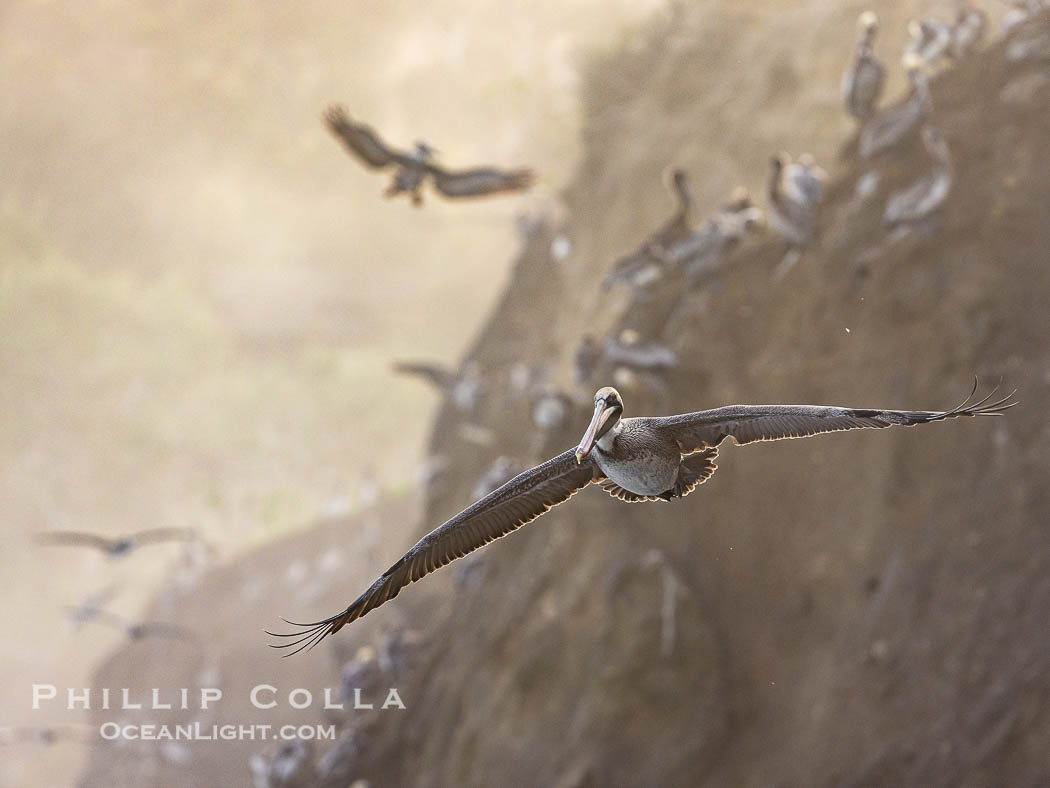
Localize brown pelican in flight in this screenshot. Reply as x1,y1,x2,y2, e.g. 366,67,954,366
884,124,953,227
602,169,695,290
842,12,886,121
36,527,197,558
270,381,1014,655
323,106,535,205
859,55,933,159
78,608,196,642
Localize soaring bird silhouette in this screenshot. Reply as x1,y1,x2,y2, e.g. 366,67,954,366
77,608,196,642
270,380,1014,656
36,527,197,558
323,106,534,205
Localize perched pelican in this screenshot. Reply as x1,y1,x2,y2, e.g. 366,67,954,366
602,169,695,290
36,527,197,558
323,106,534,206
603,333,679,372
860,55,933,158
905,19,953,66
665,188,764,279
392,360,484,415
1001,1,1046,33
884,124,953,226
767,152,825,249
950,4,987,58
270,381,1014,655
843,12,887,121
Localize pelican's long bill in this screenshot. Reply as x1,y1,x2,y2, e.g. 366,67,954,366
575,395,619,463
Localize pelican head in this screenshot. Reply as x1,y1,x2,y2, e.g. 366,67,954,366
575,387,624,463
859,11,879,32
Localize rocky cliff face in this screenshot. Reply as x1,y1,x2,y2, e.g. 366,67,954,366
84,11,1050,788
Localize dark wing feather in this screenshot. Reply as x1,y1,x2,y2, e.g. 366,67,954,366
323,105,411,169
269,449,601,655
645,380,1016,453
35,531,116,553
429,165,535,198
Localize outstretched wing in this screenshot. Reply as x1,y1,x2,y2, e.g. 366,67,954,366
429,165,535,198
323,105,411,169
35,531,116,553
644,380,1015,453
269,449,601,656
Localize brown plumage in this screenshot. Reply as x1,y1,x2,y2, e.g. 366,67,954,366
269,380,1014,655
323,105,534,205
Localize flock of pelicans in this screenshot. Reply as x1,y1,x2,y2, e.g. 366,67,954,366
12,2,1040,763
267,4,1032,657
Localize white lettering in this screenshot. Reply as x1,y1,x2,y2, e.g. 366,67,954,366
250,684,276,709
382,688,406,710
31,684,56,709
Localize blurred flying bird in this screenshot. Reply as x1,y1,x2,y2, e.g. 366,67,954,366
860,55,933,158
323,106,534,205
36,527,197,558
842,11,886,120
602,169,695,289
63,585,120,630
884,124,953,226
392,360,484,415
88,610,196,642
0,725,96,747
270,380,1014,655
